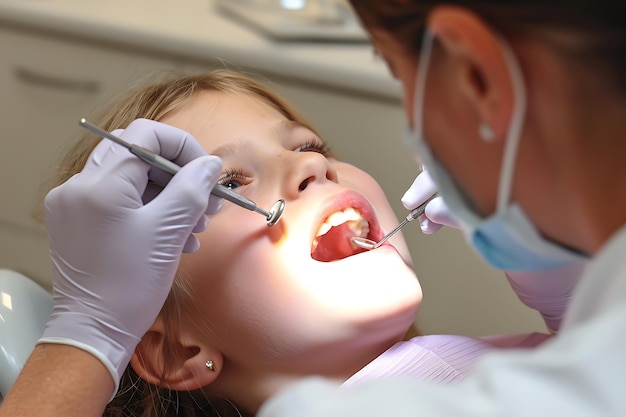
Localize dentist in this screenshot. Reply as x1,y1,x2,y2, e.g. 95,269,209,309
258,1,626,416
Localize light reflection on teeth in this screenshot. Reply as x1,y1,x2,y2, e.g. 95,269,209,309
315,207,370,238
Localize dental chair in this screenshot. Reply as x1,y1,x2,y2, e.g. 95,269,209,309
0,269,52,402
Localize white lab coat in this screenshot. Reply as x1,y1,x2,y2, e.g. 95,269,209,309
258,225,626,417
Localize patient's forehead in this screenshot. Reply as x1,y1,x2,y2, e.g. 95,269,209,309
161,90,290,150
166,89,282,120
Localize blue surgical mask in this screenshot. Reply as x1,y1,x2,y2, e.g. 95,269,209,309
405,30,588,271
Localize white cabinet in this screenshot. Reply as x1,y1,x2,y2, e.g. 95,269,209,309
0,26,178,288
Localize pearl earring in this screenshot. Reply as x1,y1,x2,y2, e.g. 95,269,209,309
205,360,216,371
479,122,495,142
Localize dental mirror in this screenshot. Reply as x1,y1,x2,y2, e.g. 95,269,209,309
351,193,438,250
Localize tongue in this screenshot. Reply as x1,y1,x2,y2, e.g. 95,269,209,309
311,223,366,262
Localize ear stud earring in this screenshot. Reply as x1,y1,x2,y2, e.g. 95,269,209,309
205,360,216,371
479,122,495,142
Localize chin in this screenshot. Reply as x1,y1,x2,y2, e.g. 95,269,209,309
302,245,422,327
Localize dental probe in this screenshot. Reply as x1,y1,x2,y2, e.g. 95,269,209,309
79,118,285,227
351,192,439,250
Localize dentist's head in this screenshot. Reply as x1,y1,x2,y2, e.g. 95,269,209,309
348,1,626,262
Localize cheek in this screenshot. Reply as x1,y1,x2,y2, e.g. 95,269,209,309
389,57,418,126
426,62,464,140
401,72,418,127
178,212,261,318
178,212,305,359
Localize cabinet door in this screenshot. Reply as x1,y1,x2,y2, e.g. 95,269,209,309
0,26,177,287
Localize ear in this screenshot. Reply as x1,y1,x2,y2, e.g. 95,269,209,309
427,6,516,139
130,316,224,391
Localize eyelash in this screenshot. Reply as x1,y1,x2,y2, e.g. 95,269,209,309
296,139,332,157
217,138,332,189
218,168,249,188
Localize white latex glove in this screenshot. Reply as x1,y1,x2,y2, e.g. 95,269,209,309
400,169,586,333
401,169,459,234
38,119,223,392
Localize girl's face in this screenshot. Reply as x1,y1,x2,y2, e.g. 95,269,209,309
159,90,421,392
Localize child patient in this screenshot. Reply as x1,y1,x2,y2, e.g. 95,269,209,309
50,69,539,417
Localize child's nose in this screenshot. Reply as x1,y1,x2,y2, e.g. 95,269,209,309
282,152,338,200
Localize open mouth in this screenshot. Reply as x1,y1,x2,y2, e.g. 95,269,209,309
311,206,377,262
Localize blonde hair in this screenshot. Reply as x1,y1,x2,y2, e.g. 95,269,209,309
48,69,314,417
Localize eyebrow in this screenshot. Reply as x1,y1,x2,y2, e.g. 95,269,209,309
276,120,305,139
209,120,307,158
210,140,247,159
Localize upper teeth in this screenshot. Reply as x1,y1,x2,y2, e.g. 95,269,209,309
316,207,370,238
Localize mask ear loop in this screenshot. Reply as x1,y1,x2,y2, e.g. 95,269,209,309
495,37,527,213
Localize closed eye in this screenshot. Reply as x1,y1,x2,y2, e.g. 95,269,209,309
295,139,332,157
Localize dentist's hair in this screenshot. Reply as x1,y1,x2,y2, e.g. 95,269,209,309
48,69,314,417
348,1,626,92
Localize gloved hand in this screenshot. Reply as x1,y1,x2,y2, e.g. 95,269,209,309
38,118,223,392
400,169,586,333
401,169,459,234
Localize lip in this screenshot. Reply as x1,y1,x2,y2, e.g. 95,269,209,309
310,190,384,247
